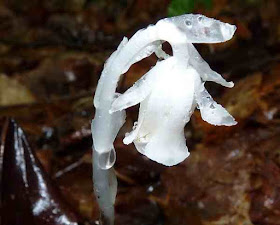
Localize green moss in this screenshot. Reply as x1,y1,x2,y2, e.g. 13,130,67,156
168,0,212,17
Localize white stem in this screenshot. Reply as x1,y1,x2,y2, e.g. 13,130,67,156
92,20,189,225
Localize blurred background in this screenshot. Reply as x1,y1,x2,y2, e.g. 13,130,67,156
1,0,280,224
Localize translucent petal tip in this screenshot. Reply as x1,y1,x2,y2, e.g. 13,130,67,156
227,81,234,88
221,116,237,126
221,24,237,41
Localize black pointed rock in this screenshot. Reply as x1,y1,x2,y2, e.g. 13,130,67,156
0,119,84,225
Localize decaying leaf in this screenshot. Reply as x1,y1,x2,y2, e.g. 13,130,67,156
0,74,35,106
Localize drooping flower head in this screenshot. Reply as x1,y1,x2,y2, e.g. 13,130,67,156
108,15,237,166
111,51,236,166
91,14,237,225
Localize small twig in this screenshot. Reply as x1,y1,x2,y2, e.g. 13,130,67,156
115,170,136,185
53,157,84,179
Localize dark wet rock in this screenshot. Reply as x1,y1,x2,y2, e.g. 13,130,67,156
0,119,84,225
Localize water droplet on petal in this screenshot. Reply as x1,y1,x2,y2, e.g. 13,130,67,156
198,16,203,22
98,148,116,170
185,20,192,28
132,122,138,130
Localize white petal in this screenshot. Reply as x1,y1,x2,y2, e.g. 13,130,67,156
127,61,196,166
137,121,190,166
195,83,237,126
110,70,154,113
123,98,148,145
188,44,233,88
110,59,174,113
164,14,236,43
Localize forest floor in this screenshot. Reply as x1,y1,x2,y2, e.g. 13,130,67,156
1,0,280,224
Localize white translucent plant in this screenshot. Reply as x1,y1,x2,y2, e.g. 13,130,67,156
91,14,237,225
110,58,236,166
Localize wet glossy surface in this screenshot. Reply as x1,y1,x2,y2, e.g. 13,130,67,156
0,119,84,225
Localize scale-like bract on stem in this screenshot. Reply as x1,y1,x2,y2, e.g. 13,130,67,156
92,14,237,224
